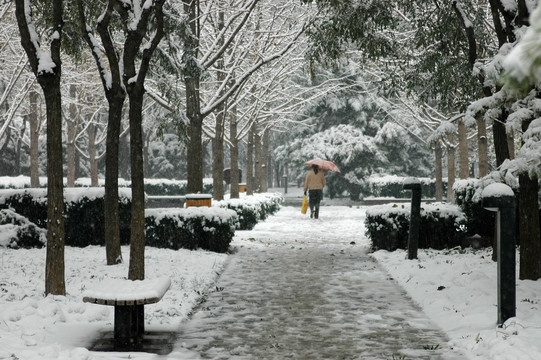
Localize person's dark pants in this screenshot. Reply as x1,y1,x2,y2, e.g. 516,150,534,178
308,189,323,219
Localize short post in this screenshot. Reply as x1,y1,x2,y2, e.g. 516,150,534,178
283,175,288,194
403,178,421,260
482,183,516,326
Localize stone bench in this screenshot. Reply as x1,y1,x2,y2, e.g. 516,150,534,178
83,277,171,350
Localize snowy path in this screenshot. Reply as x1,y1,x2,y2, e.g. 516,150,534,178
170,206,464,359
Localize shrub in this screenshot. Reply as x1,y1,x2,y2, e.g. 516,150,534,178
214,192,283,230
145,207,238,252
0,209,46,249
366,174,448,199
0,189,48,228
365,202,467,251
64,188,132,247
453,179,496,239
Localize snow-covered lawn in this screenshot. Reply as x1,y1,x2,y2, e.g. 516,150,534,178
0,204,540,359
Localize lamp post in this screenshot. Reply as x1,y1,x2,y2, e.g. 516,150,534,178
403,178,421,260
482,183,516,326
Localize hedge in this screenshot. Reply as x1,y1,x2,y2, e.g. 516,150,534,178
146,207,238,253
366,174,448,199
365,202,467,251
0,176,213,196
0,209,46,249
214,193,283,230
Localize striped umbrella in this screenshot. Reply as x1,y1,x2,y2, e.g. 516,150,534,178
304,158,341,173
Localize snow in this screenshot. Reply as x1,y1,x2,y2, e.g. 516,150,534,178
482,183,515,198
83,277,171,303
0,201,540,359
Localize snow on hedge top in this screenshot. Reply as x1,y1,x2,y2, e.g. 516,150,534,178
366,202,465,223
0,187,132,205
146,207,238,224
83,277,171,303
368,174,441,185
481,183,515,198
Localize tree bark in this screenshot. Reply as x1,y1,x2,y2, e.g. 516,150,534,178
254,125,262,193
261,128,269,192
229,105,240,199
15,0,65,295
435,145,443,202
246,123,254,195
507,131,515,159
67,84,77,187
29,90,40,188
458,119,469,179
104,99,124,265
477,117,488,178
128,95,145,281
87,121,99,187
493,109,510,167
446,141,456,204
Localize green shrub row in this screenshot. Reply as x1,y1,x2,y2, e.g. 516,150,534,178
145,208,238,253
366,175,448,199
0,188,132,247
214,193,283,230
365,203,467,251
0,176,214,196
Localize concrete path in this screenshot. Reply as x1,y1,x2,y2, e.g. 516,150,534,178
170,206,464,359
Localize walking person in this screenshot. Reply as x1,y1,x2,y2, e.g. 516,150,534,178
304,164,326,219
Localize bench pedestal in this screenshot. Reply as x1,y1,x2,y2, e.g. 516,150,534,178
115,304,145,349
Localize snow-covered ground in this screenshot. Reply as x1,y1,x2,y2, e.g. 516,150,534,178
0,196,540,359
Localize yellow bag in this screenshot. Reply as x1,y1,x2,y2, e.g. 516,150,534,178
301,195,308,214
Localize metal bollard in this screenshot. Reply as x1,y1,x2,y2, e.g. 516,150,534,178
283,175,288,194
403,178,421,260
482,183,516,326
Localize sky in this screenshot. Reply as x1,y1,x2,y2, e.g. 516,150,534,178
0,188,540,359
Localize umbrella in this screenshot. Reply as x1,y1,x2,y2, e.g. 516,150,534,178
305,158,340,173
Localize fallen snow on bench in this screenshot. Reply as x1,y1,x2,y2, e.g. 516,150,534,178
83,277,171,304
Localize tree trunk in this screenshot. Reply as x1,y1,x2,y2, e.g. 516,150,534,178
67,84,77,187
15,117,26,175
104,98,124,265
493,108,510,167
435,146,443,202
87,121,99,186
246,123,254,195
29,90,40,187
261,129,269,192
43,85,65,296
477,117,488,178
229,106,240,199
519,172,541,280
254,125,262,193
184,0,204,194
458,119,469,179
212,106,225,200
212,9,226,201
128,95,145,281
446,141,456,204
15,0,65,295
507,131,515,159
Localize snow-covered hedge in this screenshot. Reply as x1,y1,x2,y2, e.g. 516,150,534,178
145,208,238,253
365,203,467,251
366,174,447,199
0,188,133,247
214,192,283,230
453,179,496,239
0,176,214,196
0,209,46,249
